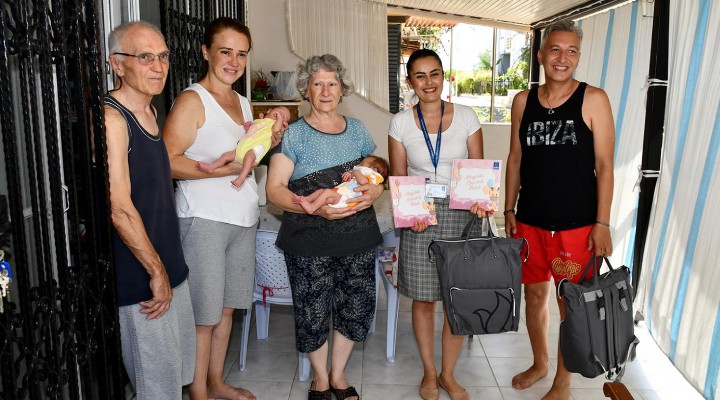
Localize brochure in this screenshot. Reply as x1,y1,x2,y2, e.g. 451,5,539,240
389,176,438,228
449,159,502,211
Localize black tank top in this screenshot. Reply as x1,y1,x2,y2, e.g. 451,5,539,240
105,95,188,306
516,82,597,231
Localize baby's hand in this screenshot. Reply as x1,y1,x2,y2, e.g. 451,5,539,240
243,121,253,132
264,108,284,122
341,171,352,182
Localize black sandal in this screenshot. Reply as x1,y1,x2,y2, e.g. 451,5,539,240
330,385,360,400
308,388,332,400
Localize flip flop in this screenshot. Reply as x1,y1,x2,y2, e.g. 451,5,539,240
307,388,332,400
330,385,360,400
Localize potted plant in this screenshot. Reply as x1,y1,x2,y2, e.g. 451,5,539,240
252,70,270,100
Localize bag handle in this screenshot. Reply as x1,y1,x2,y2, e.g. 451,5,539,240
460,215,496,239
577,256,617,286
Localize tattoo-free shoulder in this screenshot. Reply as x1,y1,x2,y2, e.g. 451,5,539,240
103,105,128,135
511,88,530,111
166,88,205,129
583,85,611,107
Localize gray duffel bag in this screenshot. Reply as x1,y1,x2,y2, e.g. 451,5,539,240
558,257,640,380
428,216,527,335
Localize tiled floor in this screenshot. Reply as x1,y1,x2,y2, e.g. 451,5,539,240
200,289,705,400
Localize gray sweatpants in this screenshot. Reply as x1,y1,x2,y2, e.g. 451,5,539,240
119,280,195,400
178,217,256,325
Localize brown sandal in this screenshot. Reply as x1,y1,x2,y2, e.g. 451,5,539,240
330,385,360,400
308,388,332,400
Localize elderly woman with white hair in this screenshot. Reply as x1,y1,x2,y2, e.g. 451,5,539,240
266,54,384,400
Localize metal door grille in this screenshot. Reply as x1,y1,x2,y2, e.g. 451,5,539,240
0,0,123,398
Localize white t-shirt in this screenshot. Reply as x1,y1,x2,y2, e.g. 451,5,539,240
174,83,260,227
388,104,482,182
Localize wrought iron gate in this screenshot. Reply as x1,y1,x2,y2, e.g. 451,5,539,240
0,1,246,399
0,0,245,400
0,0,124,399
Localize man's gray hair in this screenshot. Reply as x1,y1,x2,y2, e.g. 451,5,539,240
540,19,583,50
108,21,164,55
296,54,354,100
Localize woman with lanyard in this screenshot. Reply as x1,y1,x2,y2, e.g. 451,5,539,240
388,49,484,400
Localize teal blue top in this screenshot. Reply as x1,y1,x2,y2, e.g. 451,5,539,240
281,117,376,181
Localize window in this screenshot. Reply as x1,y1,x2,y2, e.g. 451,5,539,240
394,19,530,124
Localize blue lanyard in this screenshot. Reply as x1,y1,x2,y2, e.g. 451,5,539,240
417,101,444,180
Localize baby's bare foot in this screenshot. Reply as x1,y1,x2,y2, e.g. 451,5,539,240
196,161,215,174
294,196,315,214
231,175,247,187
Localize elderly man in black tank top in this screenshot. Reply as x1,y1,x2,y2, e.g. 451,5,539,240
504,20,616,400
104,21,195,400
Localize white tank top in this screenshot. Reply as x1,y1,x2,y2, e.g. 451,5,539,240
174,83,260,227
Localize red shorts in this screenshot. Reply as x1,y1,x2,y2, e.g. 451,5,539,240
514,221,594,285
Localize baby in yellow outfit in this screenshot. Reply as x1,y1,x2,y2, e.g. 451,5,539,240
292,155,389,214
196,107,291,187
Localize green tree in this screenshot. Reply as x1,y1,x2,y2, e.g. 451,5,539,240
517,33,531,80
476,49,497,71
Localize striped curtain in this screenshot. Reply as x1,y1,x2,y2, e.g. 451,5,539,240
286,0,389,110
553,1,654,277
634,0,720,398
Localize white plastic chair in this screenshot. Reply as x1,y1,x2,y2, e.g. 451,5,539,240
238,230,311,381
375,229,401,362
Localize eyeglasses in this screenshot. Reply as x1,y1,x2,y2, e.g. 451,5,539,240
113,51,171,65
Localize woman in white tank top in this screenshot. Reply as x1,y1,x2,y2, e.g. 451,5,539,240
163,18,288,400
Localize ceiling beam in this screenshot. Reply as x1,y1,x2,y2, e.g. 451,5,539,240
531,0,634,28
386,4,531,32
387,15,409,24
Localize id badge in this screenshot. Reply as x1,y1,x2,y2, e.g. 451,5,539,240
425,181,447,198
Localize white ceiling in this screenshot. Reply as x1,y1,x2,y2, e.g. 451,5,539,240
382,0,599,28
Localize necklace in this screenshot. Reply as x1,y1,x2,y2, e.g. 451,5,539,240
544,91,558,115
546,97,556,115
544,86,575,115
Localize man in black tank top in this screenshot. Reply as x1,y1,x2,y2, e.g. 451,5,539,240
104,22,195,400
503,20,616,400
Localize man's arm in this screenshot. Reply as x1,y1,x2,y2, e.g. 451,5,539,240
584,86,615,256
105,106,172,319
504,90,528,237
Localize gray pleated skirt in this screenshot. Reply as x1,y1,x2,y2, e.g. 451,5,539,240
397,197,478,301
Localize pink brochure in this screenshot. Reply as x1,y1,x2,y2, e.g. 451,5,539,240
449,159,502,211
389,176,438,228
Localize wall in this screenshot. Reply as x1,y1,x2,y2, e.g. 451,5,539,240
482,123,511,228
247,0,392,158
247,0,513,201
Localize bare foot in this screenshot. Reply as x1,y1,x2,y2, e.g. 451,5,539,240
207,383,256,400
512,363,548,389
291,195,315,214
540,383,571,400
231,175,247,188
329,374,359,400
420,372,438,391
311,376,330,392
196,161,215,174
